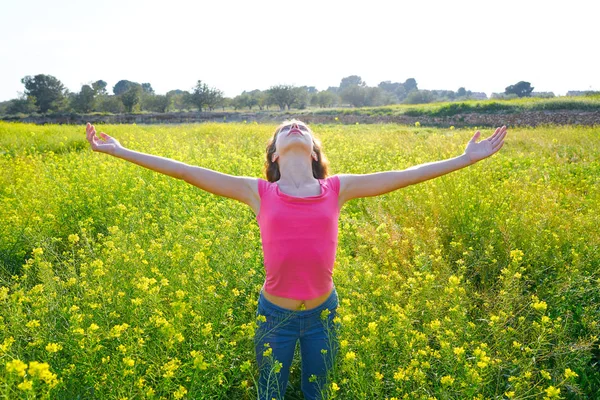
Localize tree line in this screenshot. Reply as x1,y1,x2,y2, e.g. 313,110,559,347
1,74,544,116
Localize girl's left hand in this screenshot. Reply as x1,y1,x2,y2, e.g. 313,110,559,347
464,125,508,164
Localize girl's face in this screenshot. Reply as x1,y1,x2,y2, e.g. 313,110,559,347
273,121,314,159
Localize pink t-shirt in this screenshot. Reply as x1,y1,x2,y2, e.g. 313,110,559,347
256,175,341,300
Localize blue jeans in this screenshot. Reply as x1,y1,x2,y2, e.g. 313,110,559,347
254,287,340,400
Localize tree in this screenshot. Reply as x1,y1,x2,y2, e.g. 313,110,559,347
405,90,435,104
249,90,268,110
457,87,467,97
315,91,338,108
6,95,37,115
293,87,310,109
267,85,299,110
403,78,418,93
505,81,534,97
113,80,140,95
365,86,385,107
166,90,188,111
189,80,222,112
141,83,154,94
73,84,96,113
206,87,224,111
340,85,367,107
378,81,407,102
142,94,171,112
121,86,142,112
21,74,66,113
95,95,125,113
340,75,365,90
92,80,108,95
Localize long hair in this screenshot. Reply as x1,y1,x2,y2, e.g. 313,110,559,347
263,119,330,182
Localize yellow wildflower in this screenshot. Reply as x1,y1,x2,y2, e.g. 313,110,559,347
440,375,454,386
6,359,28,377
564,368,578,379
45,342,63,353
18,380,33,391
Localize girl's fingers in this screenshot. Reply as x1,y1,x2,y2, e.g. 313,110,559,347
490,126,502,141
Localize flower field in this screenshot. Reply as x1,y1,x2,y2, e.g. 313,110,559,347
0,121,599,399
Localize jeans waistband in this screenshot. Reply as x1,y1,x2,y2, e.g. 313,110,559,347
258,286,338,318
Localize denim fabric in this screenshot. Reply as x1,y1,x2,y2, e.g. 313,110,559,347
254,287,340,400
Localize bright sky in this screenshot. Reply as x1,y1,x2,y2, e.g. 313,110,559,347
1,0,599,102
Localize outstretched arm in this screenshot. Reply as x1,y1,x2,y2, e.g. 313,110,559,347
338,126,508,202
85,122,257,206
86,122,186,179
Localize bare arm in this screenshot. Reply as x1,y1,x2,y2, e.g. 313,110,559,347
339,154,472,201
86,123,258,208
112,147,186,179
339,126,508,203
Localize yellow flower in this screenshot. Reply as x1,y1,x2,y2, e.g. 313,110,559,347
123,357,135,367
541,370,551,380
368,322,378,333
440,375,454,386
68,234,80,244
564,368,578,379
505,391,515,398
18,379,33,391
45,342,63,353
415,121,421,127
173,385,188,399
532,301,548,312
453,347,465,357
344,351,356,361
27,361,58,386
544,386,560,398
6,359,28,377
331,382,339,391
26,320,41,329
375,371,383,380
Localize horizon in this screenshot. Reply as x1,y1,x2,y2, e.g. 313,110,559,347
1,0,599,102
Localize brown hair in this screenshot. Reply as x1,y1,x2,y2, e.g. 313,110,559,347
263,119,330,182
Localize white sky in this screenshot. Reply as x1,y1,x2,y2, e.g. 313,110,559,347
1,0,599,102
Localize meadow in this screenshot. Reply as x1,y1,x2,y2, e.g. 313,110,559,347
0,121,599,399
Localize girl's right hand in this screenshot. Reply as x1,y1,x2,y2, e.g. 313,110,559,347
86,122,124,155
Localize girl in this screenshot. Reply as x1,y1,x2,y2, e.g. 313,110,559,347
85,120,507,399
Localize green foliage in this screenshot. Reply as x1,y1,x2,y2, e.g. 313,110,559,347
141,94,172,113
266,85,299,111
72,85,96,113
95,94,125,114
92,80,108,95
121,86,142,112
404,90,435,105
141,83,154,94
339,75,365,90
5,96,38,115
189,80,223,112
505,81,534,97
113,80,141,96
21,74,67,113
